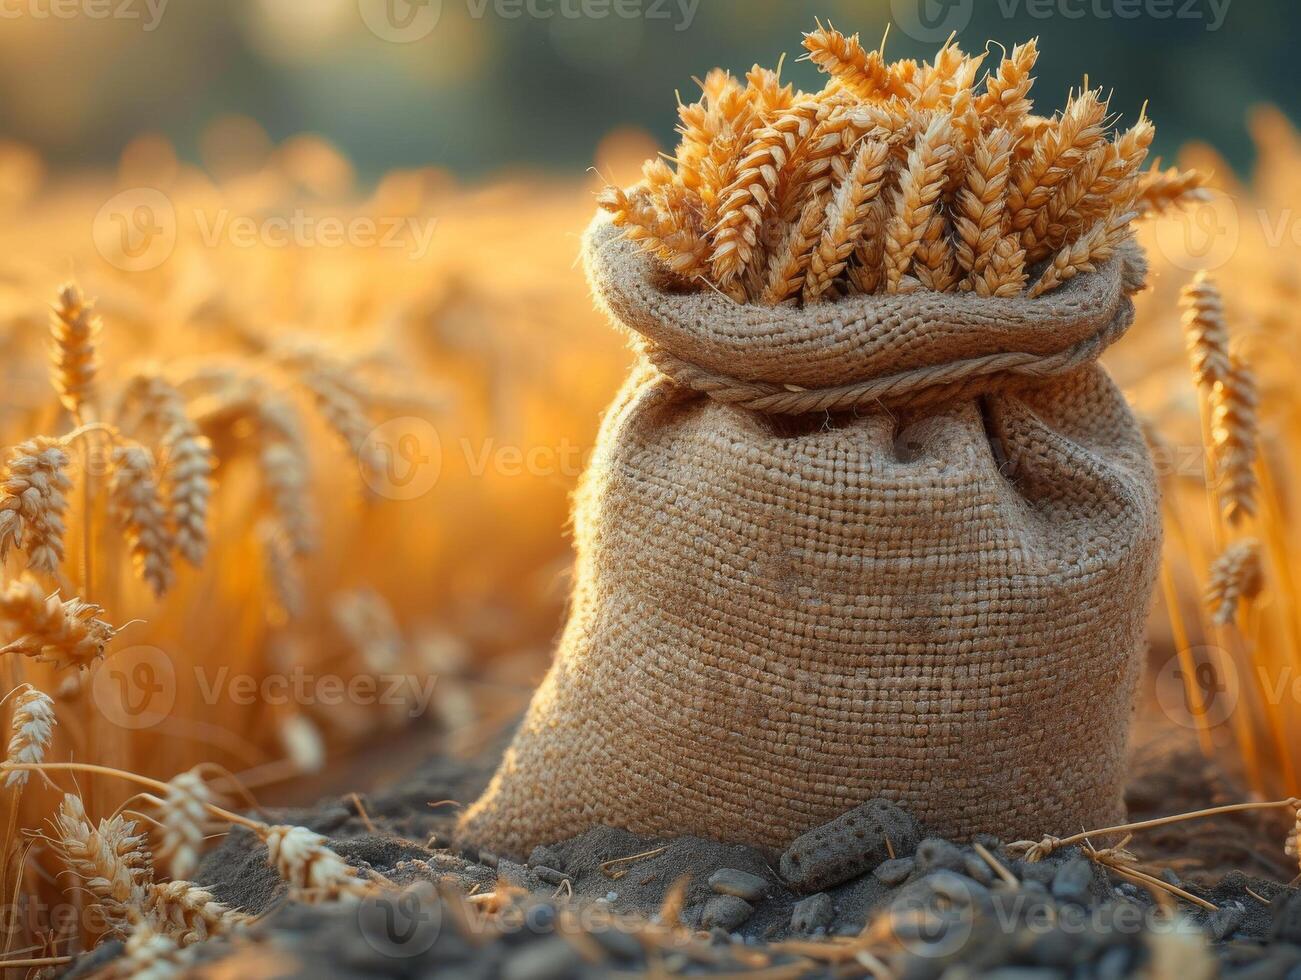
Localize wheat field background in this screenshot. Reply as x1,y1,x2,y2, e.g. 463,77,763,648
0,2,1298,968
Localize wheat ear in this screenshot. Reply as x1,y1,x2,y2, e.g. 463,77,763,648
801,25,893,99
261,825,369,902
4,685,55,788
50,283,100,420
0,577,119,669
759,193,830,305
1205,539,1264,627
0,436,72,575
1180,272,1231,391
1210,352,1259,526
1007,90,1107,233
110,444,175,598
1137,165,1212,216
803,140,891,302
598,185,710,282
884,112,954,293
144,879,248,946
912,208,960,293
976,39,1039,132
1026,207,1133,298
156,770,210,880
53,794,152,937
955,128,1014,284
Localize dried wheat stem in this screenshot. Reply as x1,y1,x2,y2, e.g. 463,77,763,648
598,185,710,282
144,879,248,946
4,686,55,789
49,283,100,421
1205,539,1264,627
912,208,959,293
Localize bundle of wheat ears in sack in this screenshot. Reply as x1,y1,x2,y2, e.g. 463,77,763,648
459,27,1210,857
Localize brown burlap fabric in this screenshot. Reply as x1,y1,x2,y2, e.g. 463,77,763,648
459,214,1162,858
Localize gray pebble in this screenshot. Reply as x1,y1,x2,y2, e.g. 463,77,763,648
791,893,834,934
962,853,994,887
874,857,916,887
590,928,642,962
528,846,564,872
915,838,966,873
1050,858,1093,905
533,866,569,887
496,859,533,890
1160,867,1183,887
700,894,753,932
501,937,583,980
708,868,770,902
1207,905,1245,942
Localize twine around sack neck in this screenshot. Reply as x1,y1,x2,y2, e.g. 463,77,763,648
637,305,1133,414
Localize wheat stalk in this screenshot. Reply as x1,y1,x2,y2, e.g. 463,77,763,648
1205,538,1264,627
0,436,72,575
110,444,175,598
4,685,55,788
912,207,960,293
122,375,214,567
49,284,100,421
0,577,120,669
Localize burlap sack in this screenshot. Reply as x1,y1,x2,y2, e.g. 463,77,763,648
458,213,1161,858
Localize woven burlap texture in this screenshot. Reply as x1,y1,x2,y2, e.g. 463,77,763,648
459,214,1162,858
